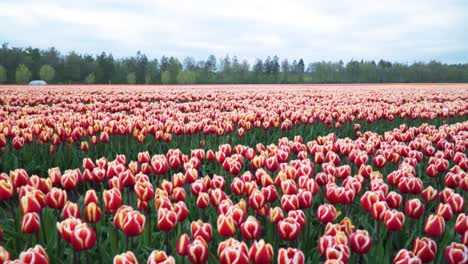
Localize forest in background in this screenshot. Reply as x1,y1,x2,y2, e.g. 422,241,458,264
1,43,467,84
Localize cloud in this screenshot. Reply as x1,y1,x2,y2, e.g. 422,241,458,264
0,0,467,63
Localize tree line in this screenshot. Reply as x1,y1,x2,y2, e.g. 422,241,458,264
1,43,467,84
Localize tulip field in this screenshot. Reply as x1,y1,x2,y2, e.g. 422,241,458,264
0,83,468,264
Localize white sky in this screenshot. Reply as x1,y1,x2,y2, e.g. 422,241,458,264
1,0,467,63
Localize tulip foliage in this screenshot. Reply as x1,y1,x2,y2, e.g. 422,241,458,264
0,84,467,263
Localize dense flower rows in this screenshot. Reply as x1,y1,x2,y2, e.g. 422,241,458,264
0,84,467,263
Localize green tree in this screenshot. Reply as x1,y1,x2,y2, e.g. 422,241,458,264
177,71,196,84
15,64,32,84
84,73,95,84
0,65,6,83
39,64,55,82
161,70,171,84
126,72,136,84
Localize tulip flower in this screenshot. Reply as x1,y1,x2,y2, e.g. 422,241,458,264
350,230,372,254
393,249,422,264
217,238,249,264
84,202,102,224
147,250,176,264
424,214,445,238
113,251,138,264
18,245,49,264
157,208,177,232
0,179,14,201
191,220,213,243
404,199,425,219
384,209,405,231
121,210,146,237
240,216,262,240
444,243,467,264
176,233,191,256
188,237,209,264
0,246,11,263
317,204,337,224
249,239,274,264
71,223,96,251
103,188,123,214
412,237,437,263
217,214,236,237
277,217,301,241
21,212,41,234
277,248,304,264
62,201,81,219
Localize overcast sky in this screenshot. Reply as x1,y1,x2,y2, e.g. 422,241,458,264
1,0,467,63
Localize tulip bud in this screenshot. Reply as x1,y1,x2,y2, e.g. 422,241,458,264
62,201,81,219
84,189,99,205
444,243,467,264
317,204,337,224
277,217,301,241
121,210,146,237
45,187,67,209
455,214,468,235
424,214,445,238
103,188,123,214
18,245,49,264
404,198,425,219
21,212,41,234
412,237,437,263
217,214,236,237
217,238,249,264
277,248,304,264
393,249,422,264
191,220,213,243
384,209,405,231
113,251,138,264
0,246,11,263
0,179,14,201
349,230,372,254
158,208,177,232
176,233,191,256
188,237,209,264
84,202,102,224
447,193,465,214
147,250,176,264
71,223,96,251
240,216,261,240
249,239,274,264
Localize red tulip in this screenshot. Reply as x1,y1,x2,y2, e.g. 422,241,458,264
405,198,425,219
421,186,438,202
113,251,138,264
360,191,379,212
84,202,102,223
20,193,43,214
188,237,209,264
384,209,405,231
240,216,261,240
249,239,274,264
372,201,389,221
191,220,213,243
350,230,372,254
134,181,154,202
57,217,82,243
386,191,402,209
436,203,453,221
217,214,236,237
455,214,468,235
277,248,304,264
103,188,123,214
147,250,176,264
269,206,284,224
121,210,146,237
176,233,191,256
444,243,467,264
71,223,96,251
217,238,249,264
84,189,99,205
0,246,11,263
447,193,465,214
281,194,299,212
249,190,265,210
277,217,301,241
326,243,350,263
62,201,81,219
21,212,41,234
18,245,49,264
412,237,437,263
317,204,337,224
174,201,189,222
424,214,445,238
158,208,177,232
0,178,14,201
393,249,422,264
